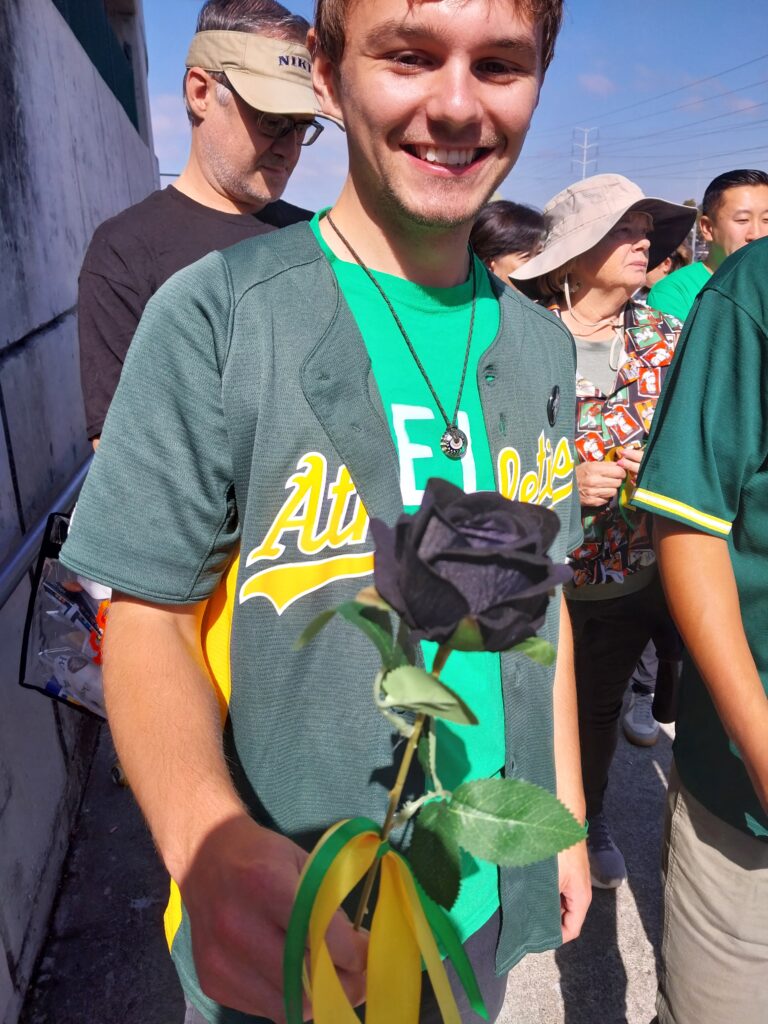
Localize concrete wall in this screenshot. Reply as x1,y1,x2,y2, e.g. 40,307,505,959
0,1,157,1021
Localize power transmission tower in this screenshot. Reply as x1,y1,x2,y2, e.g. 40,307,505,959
572,127,599,180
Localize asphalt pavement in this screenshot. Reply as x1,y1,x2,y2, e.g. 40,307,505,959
20,709,672,1024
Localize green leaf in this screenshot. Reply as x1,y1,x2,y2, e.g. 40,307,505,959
380,665,478,725
445,616,484,652
407,802,461,910
417,730,433,781
295,601,408,670
444,778,586,867
511,637,556,667
294,608,337,650
337,602,396,665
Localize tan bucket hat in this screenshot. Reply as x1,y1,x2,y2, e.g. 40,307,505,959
185,31,344,128
511,173,696,280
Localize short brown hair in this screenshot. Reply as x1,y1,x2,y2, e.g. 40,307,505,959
314,0,563,72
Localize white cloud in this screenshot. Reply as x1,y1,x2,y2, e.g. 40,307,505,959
578,73,617,97
725,95,762,115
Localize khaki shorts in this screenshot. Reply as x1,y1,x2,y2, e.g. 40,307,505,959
657,766,768,1024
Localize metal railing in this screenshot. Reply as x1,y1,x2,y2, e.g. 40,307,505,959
0,458,92,611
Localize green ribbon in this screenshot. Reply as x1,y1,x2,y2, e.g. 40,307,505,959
282,815,487,1023
405,866,488,1020
284,817,380,1024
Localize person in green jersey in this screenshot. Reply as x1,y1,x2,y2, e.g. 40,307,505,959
635,236,768,1024
647,168,768,322
60,1,591,1022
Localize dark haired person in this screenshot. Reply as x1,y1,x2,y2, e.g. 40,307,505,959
635,236,768,1024
470,200,545,282
648,168,768,321
78,0,332,445
61,1,590,1022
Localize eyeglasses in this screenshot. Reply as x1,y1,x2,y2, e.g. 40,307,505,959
207,73,325,146
252,110,324,147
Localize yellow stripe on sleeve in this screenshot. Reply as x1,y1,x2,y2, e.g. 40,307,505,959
633,488,732,536
165,554,241,951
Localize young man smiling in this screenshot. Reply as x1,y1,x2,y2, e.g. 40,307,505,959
647,168,768,322
61,1,589,1021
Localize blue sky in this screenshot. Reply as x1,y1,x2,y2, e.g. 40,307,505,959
144,0,768,212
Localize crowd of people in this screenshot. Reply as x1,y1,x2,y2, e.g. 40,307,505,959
59,0,768,1022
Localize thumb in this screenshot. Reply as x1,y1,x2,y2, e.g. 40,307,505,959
325,908,369,974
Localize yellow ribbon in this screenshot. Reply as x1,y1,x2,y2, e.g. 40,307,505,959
291,821,465,1024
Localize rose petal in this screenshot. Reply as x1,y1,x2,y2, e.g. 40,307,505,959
417,511,468,560
398,544,471,638
370,517,409,616
443,496,561,553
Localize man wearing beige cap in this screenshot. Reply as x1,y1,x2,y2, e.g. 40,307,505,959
78,0,337,444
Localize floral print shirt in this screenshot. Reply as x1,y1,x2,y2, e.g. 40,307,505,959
550,300,683,588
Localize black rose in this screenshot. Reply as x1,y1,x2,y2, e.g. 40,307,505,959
370,478,572,653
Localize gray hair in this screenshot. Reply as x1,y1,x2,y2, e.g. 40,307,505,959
196,0,309,38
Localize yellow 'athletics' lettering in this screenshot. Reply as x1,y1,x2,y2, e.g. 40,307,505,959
497,433,574,508
245,452,369,567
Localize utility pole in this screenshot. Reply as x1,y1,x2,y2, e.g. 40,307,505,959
572,127,599,180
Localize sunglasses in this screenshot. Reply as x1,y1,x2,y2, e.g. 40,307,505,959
212,74,324,147
252,110,324,147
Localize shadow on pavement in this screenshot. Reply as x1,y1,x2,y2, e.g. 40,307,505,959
554,726,673,1024
20,727,185,1024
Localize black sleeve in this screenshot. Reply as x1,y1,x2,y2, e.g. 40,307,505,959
77,230,149,439
258,199,314,227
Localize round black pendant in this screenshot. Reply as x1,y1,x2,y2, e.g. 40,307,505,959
440,427,468,460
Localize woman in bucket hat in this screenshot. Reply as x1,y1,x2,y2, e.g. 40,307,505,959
512,174,695,889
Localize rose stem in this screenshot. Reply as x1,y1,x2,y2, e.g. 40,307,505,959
353,644,452,930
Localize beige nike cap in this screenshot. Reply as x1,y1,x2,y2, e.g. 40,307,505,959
185,31,344,128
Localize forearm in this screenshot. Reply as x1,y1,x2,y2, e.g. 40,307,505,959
553,594,586,823
103,595,246,879
103,596,366,1015
654,520,768,810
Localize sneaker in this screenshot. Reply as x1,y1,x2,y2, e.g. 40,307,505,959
587,812,627,889
622,690,660,747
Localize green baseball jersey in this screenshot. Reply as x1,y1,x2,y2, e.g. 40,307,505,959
61,223,582,1022
647,261,711,323
311,212,503,941
635,236,768,839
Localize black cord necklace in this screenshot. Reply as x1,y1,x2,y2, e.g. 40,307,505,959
325,211,476,461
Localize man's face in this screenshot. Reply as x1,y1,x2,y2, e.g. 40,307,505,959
197,77,304,208
321,0,543,229
700,185,768,261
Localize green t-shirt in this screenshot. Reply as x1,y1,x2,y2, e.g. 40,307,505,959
647,260,712,322
311,213,503,939
635,237,768,839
